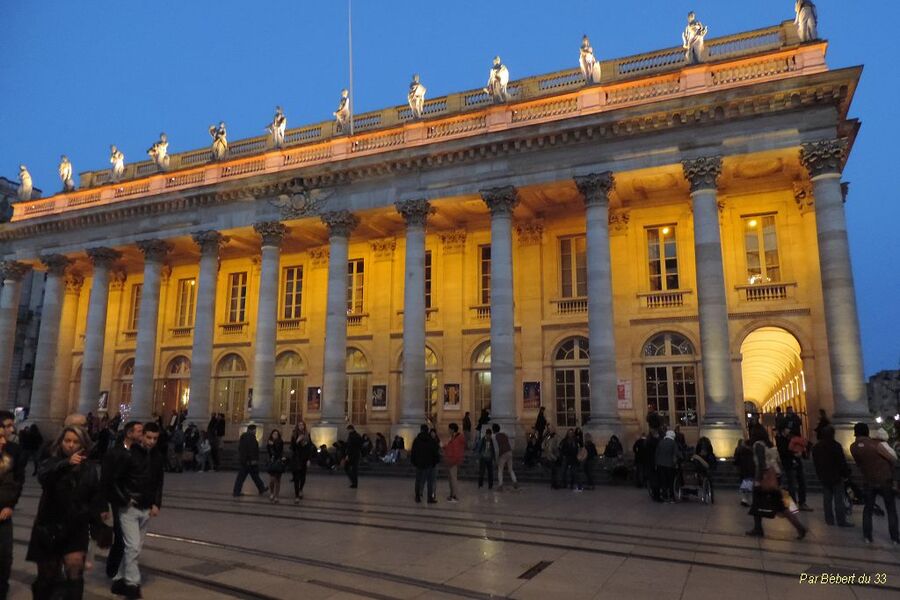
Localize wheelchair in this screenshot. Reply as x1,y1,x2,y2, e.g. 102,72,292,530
673,454,714,504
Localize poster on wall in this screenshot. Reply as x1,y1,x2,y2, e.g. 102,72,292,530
523,381,541,410
371,385,387,410
97,391,109,413
617,379,633,410
443,384,461,410
307,387,321,412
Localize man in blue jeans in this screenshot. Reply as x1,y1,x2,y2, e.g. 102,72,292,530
849,422,899,545
812,426,853,527
233,424,268,497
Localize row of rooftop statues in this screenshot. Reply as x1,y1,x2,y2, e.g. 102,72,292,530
15,3,819,200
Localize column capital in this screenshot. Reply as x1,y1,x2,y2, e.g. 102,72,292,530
609,209,631,235
574,172,615,206
109,269,127,291
86,247,122,269
394,199,434,227
681,156,723,193
516,221,544,245
0,261,30,282
40,254,72,276
321,210,359,238
308,246,330,268
800,138,848,179
191,230,229,254
136,239,172,263
253,221,288,247
64,272,85,294
480,186,519,216
370,238,397,261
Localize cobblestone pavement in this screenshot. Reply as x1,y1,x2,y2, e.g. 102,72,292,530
7,470,900,599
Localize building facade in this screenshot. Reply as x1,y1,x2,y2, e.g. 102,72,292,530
0,20,870,453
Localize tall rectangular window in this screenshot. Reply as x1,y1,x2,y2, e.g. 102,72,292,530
559,236,587,298
175,278,196,328
744,215,780,284
346,259,364,314
479,245,491,305
226,272,248,323
282,266,303,320
647,226,679,291
128,284,142,330
424,251,432,309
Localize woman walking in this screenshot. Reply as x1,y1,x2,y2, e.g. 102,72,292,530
266,430,286,503
289,424,315,503
27,427,106,600
746,437,807,539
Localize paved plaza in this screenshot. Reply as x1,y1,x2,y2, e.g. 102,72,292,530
7,471,900,599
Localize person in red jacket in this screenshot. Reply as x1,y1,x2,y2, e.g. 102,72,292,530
443,423,466,503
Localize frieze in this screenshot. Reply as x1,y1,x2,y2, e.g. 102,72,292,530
800,138,848,178
0,261,30,282
608,210,631,234
682,156,723,193
792,180,815,213
574,172,615,206
308,246,330,267
481,186,519,216
370,238,397,261
516,221,544,245
440,230,467,254
253,221,288,247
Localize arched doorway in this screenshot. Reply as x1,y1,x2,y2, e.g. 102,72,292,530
275,351,305,425
740,326,806,435
114,358,135,418
642,332,699,429
346,348,369,426
553,336,590,427
471,342,491,417
155,356,191,421
397,347,440,424
213,353,248,427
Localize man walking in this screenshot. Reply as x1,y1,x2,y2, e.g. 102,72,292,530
812,426,852,527
345,425,362,488
411,425,440,503
492,424,518,491
443,423,465,502
232,424,267,497
850,423,899,544
104,421,143,579
110,422,164,599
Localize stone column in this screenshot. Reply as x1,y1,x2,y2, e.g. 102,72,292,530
130,240,171,422
682,157,741,452
51,272,84,420
29,255,72,423
78,248,121,414
319,211,359,434
395,200,433,433
252,222,287,429
189,231,226,426
0,261,30,410
575,173,621,435
481,187,519,429
800,139,869,425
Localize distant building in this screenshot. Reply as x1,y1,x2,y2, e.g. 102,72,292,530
868,370,900,418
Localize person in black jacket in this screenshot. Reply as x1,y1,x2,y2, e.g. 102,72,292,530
109,422,164,598
27,426,106,600
289,424,316,503
0,413,25,600
344,425,362,488
102,421,143,581
411,425,440,503
232,424,267,497
812,425,852,527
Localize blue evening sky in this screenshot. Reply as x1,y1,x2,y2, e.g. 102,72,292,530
0,1,897,376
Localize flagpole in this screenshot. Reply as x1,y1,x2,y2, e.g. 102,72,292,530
348,0,354,136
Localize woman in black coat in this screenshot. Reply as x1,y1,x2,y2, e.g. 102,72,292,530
27,426,106,600
266,430,286,503
289,425,316,503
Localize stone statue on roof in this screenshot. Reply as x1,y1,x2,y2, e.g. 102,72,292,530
147,133,170,171
58,155,75,192
407,74,427,119
109,145,125,183
485,56,510,103
209,122,228,160
267,106,287,149
334,89,350,133
682,11,709,65
16,165,32,202
579,35,602,84
794,1,818,42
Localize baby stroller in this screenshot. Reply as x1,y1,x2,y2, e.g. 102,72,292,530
673,454,714,504
844,478,885,517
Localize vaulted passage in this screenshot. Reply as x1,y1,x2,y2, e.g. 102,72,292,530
740,326,805,427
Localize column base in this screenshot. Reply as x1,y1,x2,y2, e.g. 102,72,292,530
310,423,340,449
699,418,744,459
391,423,424,453
829,414,874,451
583,416,635,454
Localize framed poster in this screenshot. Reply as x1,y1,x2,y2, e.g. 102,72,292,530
523,381,541,410
97,391,109,413
307,386,321,412
371,385,387,410
617,379,633,410
443,384,461,410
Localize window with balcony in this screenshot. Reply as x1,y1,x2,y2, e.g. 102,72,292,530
346,259,364,314
226,272,248,323
744,215,780,284
479,245,491,305
282,266,303,320
175,278,196,328
559,236,587,298
647,226,679,291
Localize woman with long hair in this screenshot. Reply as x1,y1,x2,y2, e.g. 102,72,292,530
266,429,286,503
289,423,315,503
27,426,106,600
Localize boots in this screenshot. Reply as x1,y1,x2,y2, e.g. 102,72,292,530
30,578,57,600
61,578,84,600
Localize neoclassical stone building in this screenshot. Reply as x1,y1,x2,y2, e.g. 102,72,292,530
0,20,869,452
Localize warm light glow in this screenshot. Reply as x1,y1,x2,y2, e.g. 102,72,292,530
875,416,883,424
661,227,670,235
894,414,900,421
748,219,758,228
747,412,752,419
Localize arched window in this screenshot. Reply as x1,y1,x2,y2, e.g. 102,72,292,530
115,358,135,417
155,356,191,419
642,332,697,427
214,353,248,424
275,351,305,425
471,342,491,417
346,348,369,425
553,336,590,427
397,347,441,423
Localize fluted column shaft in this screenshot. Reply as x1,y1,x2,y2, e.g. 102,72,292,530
321,211,359,423
801,139,868,418
79,248,121,414
252,222,286,426
481,187,518,423
0,262,30,410
52,273,84,419
130,240,170,422
396,200,432,424
575,174,620,427
29,255,71,422
189,232,225,425
682,157,739,426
